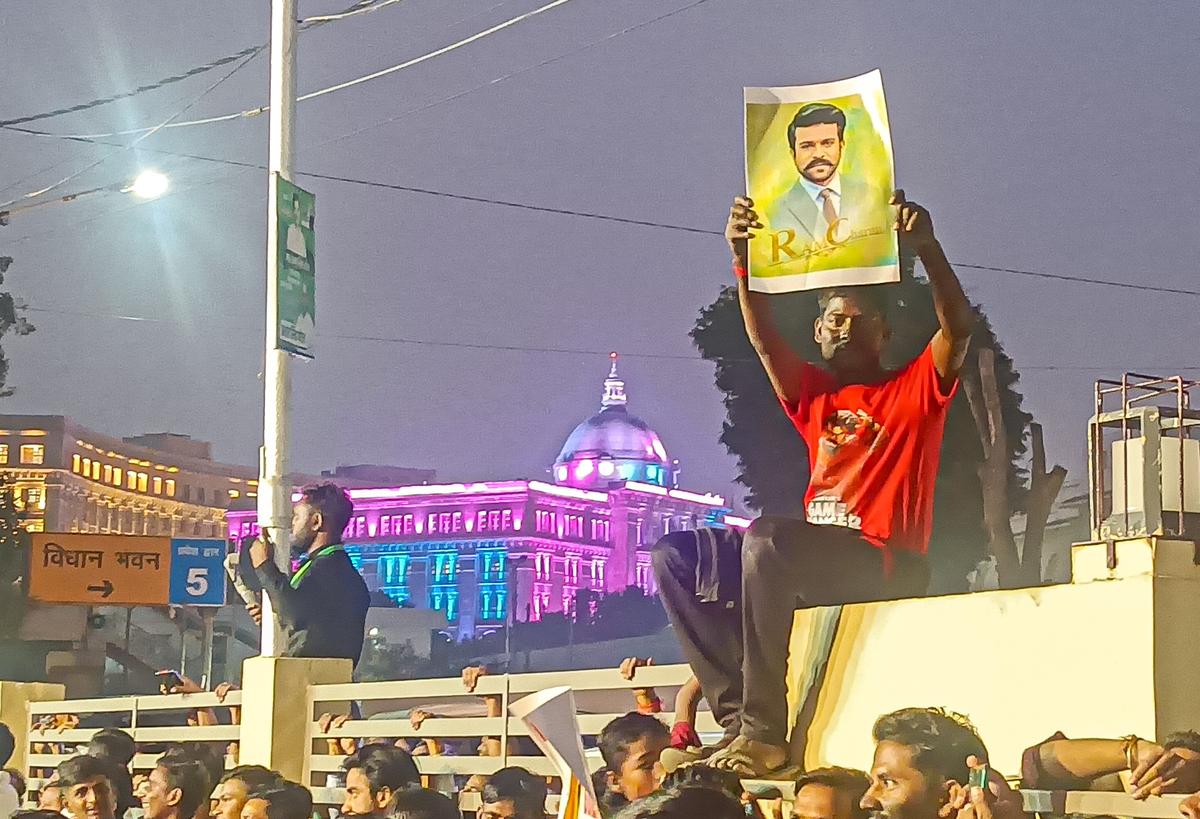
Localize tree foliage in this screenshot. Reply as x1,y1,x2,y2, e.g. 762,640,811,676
691,251,1031,591
0,253,36,634
0,476,31,637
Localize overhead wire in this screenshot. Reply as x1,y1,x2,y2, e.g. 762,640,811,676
21,0,579,142
0,0,712,241
17,303,1200,373
0,44,266,210
0,0,403,130
3,128,1198,301
311,0,714,149
0,0,412,211
1,0,1193,300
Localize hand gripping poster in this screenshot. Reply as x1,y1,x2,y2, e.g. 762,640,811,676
745,69,898,292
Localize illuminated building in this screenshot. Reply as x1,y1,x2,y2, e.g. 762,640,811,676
0,416,435,539
227,354,744,639
0,416,256,537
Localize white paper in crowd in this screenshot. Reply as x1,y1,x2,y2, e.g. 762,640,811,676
509,686,600,819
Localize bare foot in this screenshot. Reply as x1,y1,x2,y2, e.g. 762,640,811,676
708,735,789,777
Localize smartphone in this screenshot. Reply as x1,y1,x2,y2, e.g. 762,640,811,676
968,764,990,790
745,785,783,800
155,669,183,691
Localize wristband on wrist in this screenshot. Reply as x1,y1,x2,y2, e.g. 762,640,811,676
1122,735,1139,771
733,262,749,281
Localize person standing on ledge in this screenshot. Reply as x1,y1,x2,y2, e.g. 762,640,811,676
248,482,371,667
652,190,974,778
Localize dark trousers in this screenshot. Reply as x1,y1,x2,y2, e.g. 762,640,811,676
652,516,928,747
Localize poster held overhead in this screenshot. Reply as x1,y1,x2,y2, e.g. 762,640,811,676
509,686,600,819
745,69,899,292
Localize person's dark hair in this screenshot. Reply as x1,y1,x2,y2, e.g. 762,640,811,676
613,786,744,819
660,764,741,800
385,787,460,819
871,707,988,785
14,811,65,819
0,722,14,766
56,755,113,789
247,782,313,819
341,744,420,795
481,766,547,819
795,767,871,819
5,766,27,799
160,743,223,793
219,765,280,791
592,768,626,817
158,760,212,819
88,728,137,766
817,287,888,321
300,482,354,536
1164,731,1200,754
597,713,669,772
787,102,847,151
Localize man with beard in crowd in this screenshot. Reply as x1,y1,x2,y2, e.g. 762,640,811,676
654,192,973,777
248,483,370,667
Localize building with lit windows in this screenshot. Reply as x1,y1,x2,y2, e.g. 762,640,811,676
0,417,257,537
227,354,745,639
0,416,435,538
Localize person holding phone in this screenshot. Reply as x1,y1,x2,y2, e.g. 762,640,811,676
860,708,1022,819
247,483,371,667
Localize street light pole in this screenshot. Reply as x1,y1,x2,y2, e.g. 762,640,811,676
258,0,297,656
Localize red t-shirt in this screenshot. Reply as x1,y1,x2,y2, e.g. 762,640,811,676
780,344,956,556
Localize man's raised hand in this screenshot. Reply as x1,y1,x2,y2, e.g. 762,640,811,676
249,532,273,569
726,196,761,268
891,190,938,253
619,656,653,681
462,664,489,693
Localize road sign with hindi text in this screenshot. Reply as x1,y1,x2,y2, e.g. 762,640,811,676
28,534,228,607
30,533,171,606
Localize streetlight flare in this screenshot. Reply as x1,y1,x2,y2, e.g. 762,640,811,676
130,170,169,199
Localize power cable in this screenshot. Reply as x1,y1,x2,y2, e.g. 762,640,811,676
1,0,711,217
0,0,403,129
18,304,1200,373
4,133,1198,301
0,45,266,210
22,0,579,141
312,0,714,149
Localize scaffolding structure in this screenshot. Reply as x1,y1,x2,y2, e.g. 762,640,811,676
1089,374,1200,542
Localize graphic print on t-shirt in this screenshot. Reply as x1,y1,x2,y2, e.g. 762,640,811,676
784,346,956,554
806,408,889,530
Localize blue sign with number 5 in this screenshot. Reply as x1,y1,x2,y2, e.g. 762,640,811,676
169,539,228,606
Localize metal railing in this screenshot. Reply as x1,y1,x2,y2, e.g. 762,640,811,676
24,689,241,787
15,669,1194,818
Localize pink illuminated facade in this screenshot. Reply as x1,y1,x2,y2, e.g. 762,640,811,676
227,356,743,639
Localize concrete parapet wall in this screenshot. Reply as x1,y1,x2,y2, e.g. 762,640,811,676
787,537,1200,776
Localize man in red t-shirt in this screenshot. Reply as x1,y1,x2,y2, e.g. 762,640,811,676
651,191,973,777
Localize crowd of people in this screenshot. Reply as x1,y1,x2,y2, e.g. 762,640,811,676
0,713,552,819
6,696,1200,819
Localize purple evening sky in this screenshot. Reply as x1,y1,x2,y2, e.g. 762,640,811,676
1,0,1197,510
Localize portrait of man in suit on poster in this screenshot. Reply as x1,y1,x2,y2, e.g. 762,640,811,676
767,102,865,246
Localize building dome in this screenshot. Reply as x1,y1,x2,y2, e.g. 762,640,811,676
553,353,673,489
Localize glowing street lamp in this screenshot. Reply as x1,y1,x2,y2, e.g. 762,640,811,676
127,170,169,199
1,169,172,224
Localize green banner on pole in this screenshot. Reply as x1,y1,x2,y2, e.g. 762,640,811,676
276,174,315,358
